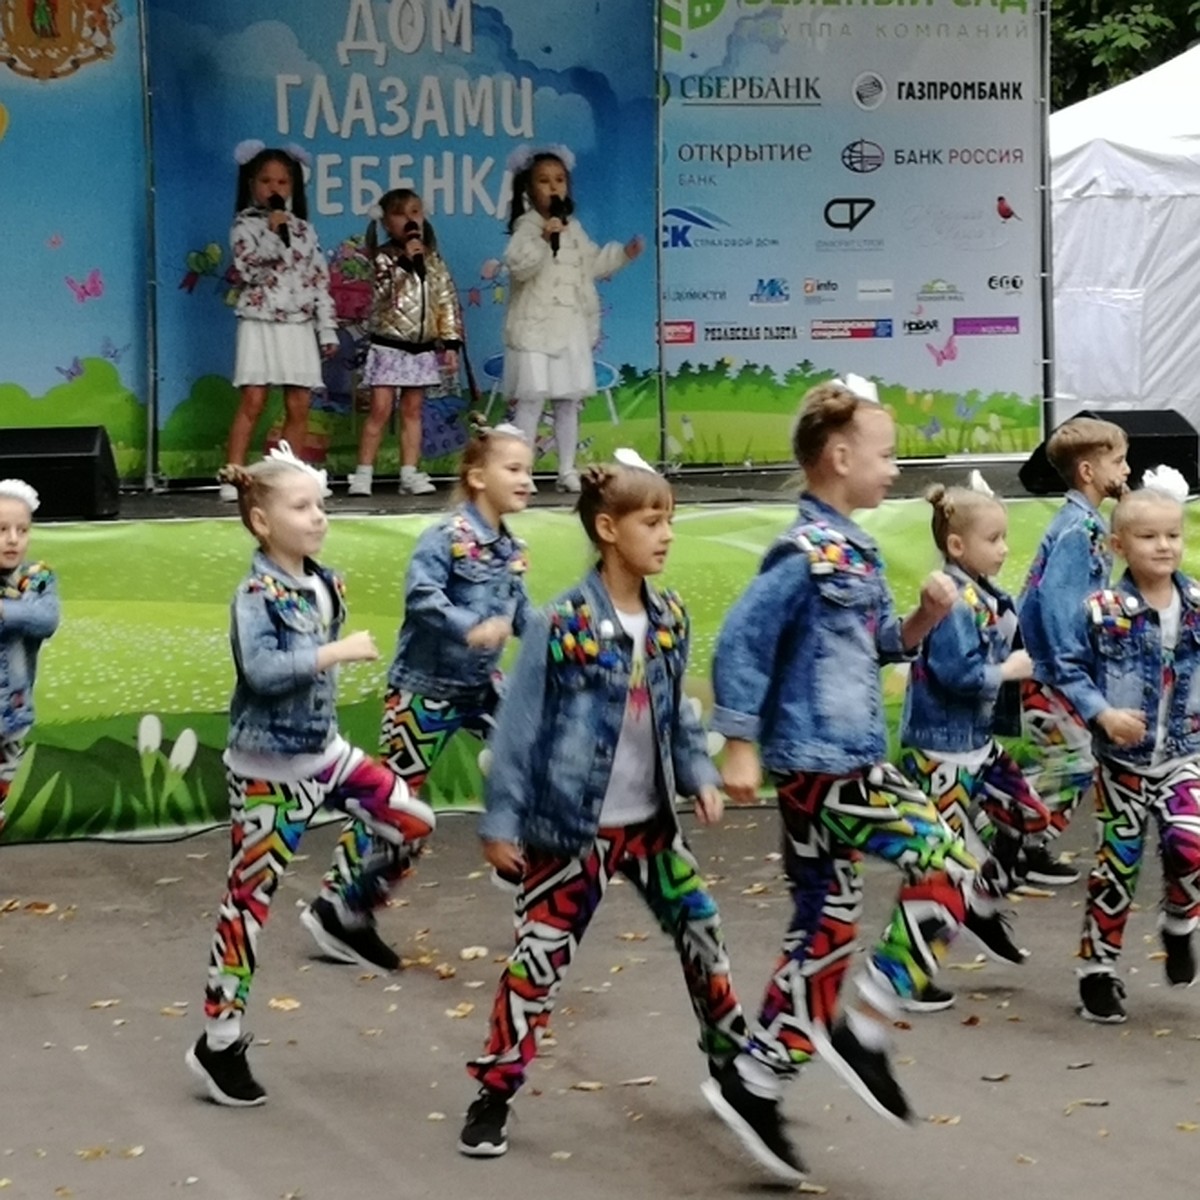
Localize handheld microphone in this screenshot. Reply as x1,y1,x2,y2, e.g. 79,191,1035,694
402,219,426,278
548,194,571,258
267,194,290,249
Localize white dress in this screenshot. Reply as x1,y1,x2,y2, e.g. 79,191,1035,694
234,320,325,389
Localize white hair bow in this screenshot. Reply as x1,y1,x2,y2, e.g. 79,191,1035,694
268,442,331,497
834,372,879,404
614,448,657,473
1141,464,1190,503
967,469,995,497
233,139,266,165
505,143,576,174
0,478,39,512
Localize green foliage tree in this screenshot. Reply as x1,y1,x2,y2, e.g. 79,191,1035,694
1052,0,1200,109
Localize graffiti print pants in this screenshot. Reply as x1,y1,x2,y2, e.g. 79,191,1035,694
1080,757,1200,969
747,763,978,1072
1022,679,1096,843
0,736,24,837
204,742,435,1031
468,817,748,1097
321,687,494,914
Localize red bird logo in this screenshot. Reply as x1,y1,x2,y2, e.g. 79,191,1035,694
996,196,1021,222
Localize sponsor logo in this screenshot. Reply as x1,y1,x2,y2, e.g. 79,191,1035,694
893,147,1026,166
661,320,696,345
857,279,893,301
671,75,821,106
897,80,1025,102
842,139,885,173
749,278,790,305
659,0,726,53
824,198,876,232
810,318,894,341
660,205,731,250
852,71,886,111
953,316,1020,336
804,278,839,305
917,278,965,302
988,273,1024,293
703,323,799,342
903,317,941,335
664,287,728,304
903,204,1008,252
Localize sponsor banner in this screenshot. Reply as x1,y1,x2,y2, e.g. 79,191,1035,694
660,0,1044,462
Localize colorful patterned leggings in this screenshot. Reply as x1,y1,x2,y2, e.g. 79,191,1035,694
204,742,435,1029
320,688,494,914
1080,758,1200,969
0,736,23,837
900,742,1050,896
1021,679,1095,843
747,764,977,1072
468,817,748,1097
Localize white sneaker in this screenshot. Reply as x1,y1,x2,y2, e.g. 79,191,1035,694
555,471,581,494
347,473,373,497
399,470,437,496
218,483,238,503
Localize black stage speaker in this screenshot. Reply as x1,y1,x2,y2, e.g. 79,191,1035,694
1019,408,1200,496
0,426,119,519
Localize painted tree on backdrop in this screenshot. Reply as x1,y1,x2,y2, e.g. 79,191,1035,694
1051,0,1200,109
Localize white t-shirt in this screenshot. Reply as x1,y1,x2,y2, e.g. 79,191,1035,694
597,607,661,827
1152,589,1181,766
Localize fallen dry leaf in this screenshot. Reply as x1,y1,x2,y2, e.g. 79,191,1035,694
967,992,990,1002
570,1080,604,1092
1177,1122,1200,1133
360,1028,382,1037
185,853,208,861
550,1151,572,1161
741,882,770,896
159,1005,187,1018
54,1189,74,1198
610,965,624,974
617,932,649,942
1015,1154,1037,1165
947,961,987,972
961,1015,982,1027
896,1055,916,1066
89,999,121,1010
1067,1060,1093,1070
445,1002,475,1019
797,1185,829,1196
0,1180,11,1189
268,997,302,1012
435,963,457,980
981,1073,1010,1083
465,980,485,989
926,1114,961,1126
1064,1099,1110,1116
620,1076,657,1087
427,1112,446,1122
459,946,488,961
120,1146,145,1159
25,901,58,915
1153,1029,1173,1038
154,877,183,886
75,1147,109,1161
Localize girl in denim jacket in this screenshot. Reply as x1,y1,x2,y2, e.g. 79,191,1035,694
304,424,534,972
0,479,59,837
1058,471,1200,1023
894,477,1051,1011
711,378,976,1132
187,446,435,1108
458,456,805,1184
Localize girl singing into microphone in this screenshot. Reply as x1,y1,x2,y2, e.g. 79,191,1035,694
221,142,338,499
347,189,464,497
501,145,643,494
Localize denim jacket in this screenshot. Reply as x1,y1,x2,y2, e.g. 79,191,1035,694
228,550,346,756
389,503,532,702
901,563,1017,753
480,569,718,856
0,562,60,739
1018,490,1112,688
711,494,912,775
1059,570,1200,765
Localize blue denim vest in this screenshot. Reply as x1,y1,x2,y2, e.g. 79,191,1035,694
901,564,1017,753
1062,571,1200,765
480,569,718,856
1018,490,1113,687
388,502,532,702
711,494,911,775
227,550,347,756
0,562,60,739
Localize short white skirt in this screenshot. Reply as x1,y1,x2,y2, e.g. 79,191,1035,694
234,318,325,389
503,325,595,403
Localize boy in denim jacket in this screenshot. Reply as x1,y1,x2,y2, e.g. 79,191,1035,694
305,425,534,972
0,479,59,837
711,379,974,1130
1017,416,1129,884
1057,472,1200,1022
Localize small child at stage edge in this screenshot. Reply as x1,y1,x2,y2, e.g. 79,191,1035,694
1016,416,1129,881
1058,467,1199,1022
220,142,338,498
347,189,464,497
0,479,60,837
187,445,435,1107
304,421,534,970
502,144,642,494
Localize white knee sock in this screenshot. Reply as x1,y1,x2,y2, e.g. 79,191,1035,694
552,398,580,476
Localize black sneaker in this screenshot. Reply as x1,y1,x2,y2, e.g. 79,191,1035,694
963,908,1026,965
898,982,956,1013
186,1033,267,1106
301,897,400,972
813,1019,913,1126
1021,845,1080,886
701,1060,806,1183
1162,930,1197,987
1078,972,1127,1023
458,1089,510,1158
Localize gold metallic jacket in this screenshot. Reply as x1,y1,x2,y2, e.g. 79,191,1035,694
368,244,463,351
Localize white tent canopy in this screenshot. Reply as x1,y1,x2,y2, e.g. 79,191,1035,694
1050,46,1200,428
